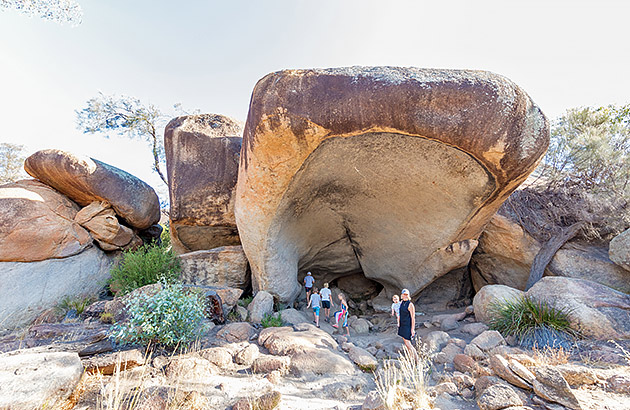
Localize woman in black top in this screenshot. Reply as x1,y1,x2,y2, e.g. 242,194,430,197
397,288,417,356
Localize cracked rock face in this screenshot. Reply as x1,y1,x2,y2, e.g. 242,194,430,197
164,114,243,253
235,66,549,303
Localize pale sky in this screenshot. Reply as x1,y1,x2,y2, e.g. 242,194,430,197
1,0,629,199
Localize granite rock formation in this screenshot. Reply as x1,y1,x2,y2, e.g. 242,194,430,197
235,66,549,303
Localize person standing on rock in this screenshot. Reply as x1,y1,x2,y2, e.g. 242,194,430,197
398,289,417,356
333,293,350,337
320,282,333,322
304,271,315,301
307,287,322,327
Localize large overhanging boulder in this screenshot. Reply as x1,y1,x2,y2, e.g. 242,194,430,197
235,67,549,303
24,149,160,230
164,114,243,253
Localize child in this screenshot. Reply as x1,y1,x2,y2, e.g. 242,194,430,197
304,271,315,301
320,282,333,322
391,294,401,327
307,287,321,327
332,293,350,337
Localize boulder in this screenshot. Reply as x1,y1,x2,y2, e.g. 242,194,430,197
235,66,548,302
610,228,630,271
489,355,532,390
0,179,92,262
472,214,630,293
477,383,523,410
83,348,145,375
217,322,256,343
346,345,378,371
0,246,114,329
416,266,474,310
276,308,309,325
251,355,290,374
532,366,581,410
526,277,630,339
473,285,524,324
258,324,355,375
24,149,160,229
336,273,381,300
234,343,259,366
470,213,541,291
164,114,243,253
248,290,274,323
74,201,141,251
165,355,217,380
470,331,506,352
199,347,233,369
0,350,83,409
179,246,250,289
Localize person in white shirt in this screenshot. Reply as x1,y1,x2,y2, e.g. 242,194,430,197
319,282,333,322
304,271,315,301
391,294,401,327
307,287,322,327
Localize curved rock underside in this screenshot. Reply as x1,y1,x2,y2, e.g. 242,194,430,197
24,149,160,230
235,66,549,303
164,114,243,254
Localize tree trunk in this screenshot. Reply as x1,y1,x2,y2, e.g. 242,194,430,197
525,222,584,291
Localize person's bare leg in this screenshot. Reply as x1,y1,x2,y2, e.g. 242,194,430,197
403,338,419,360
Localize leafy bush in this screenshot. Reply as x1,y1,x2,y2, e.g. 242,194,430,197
54,295,96,317
109,242,181,295
261,313,283,328
489,296,578,349
111,283,207,348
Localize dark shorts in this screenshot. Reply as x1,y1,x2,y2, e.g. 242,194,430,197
322,300,331,309
305,286,312,292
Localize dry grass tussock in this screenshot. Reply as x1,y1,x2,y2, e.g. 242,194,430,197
374,340,433,410
85,343,208,410
530,345,571,367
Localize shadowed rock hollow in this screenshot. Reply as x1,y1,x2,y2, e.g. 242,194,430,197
235,67,549,304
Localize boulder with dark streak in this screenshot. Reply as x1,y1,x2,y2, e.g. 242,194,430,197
235,66,549,303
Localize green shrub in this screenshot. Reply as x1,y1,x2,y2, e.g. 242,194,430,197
261,313,283,328
238,296,253,308
489,296,578,348
110,283,207,348
54,295,96,317
108,243,181,296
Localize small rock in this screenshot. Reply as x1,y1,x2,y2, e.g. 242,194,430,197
217,322,256,343
423,331,450,354
452,373,475,389
166,355,216,380
465,305,475,315
507,358,536,385
464,343,486,360
471,330,506,352
453,354,479,374
532,366,582,410
462,322,489,336
234,344,259,366
475,376,504,395
362,390,385,410
247,291,274,323
448,338,467,349
477,383,523,410
78,338,114,357
607,374,630,394
351,318,371,334
233,391,281,410
434,382,458,396
235,305,248,321
251,355,290,374
347,346,378,372
366,346,378,356
83,348,145,375
199,347,232,369
265,369,282,384
436,343,463,364
490,355,532,390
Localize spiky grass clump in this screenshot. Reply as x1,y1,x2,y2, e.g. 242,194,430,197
489,296,578,349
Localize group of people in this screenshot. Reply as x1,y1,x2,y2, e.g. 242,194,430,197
304,272,350,336
303,272,418,350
